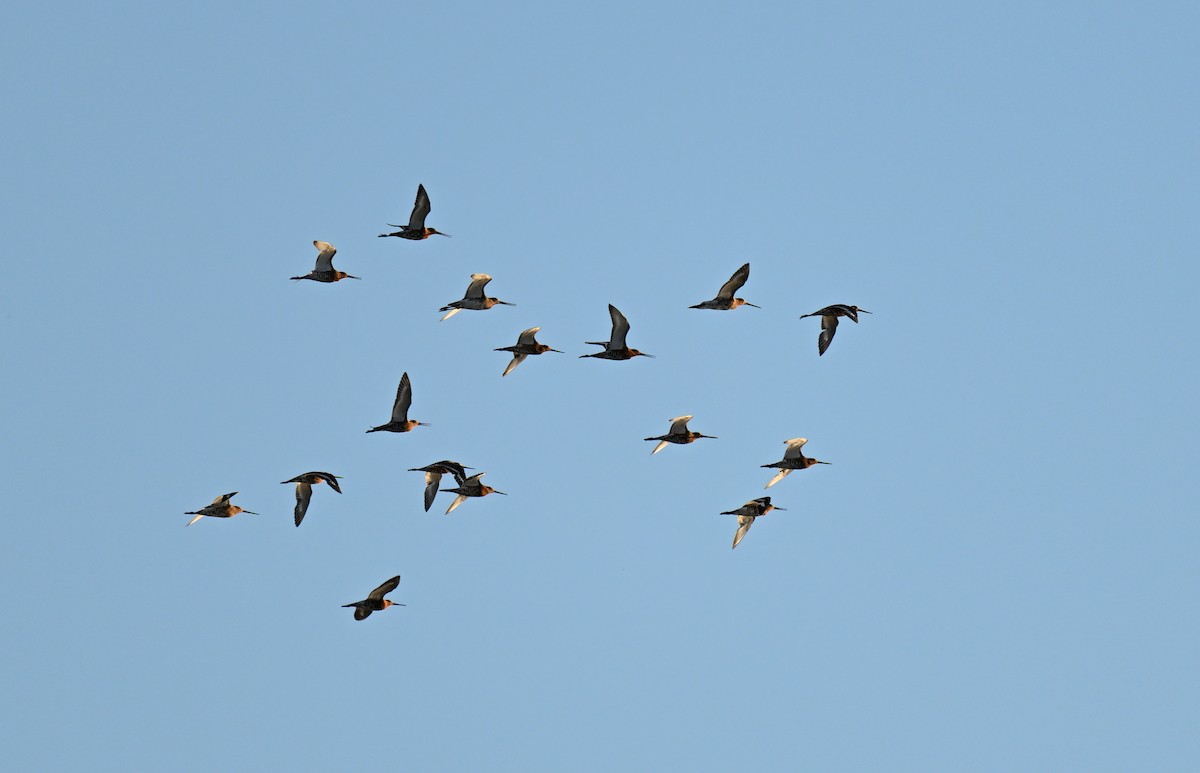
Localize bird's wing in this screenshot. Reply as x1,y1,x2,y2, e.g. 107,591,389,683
716,263,750,299
668,415,694,435
448,464,469,486
461,473,485,487
732,516,754,549
782,438,809,459
185,513,205,527
502,353,527,377
818,316,839,356
465,274,492,299
752,497,772,510
650,440,669,455
368,576,401,600
313,240,336,272
211,492,236,505
354,606,373,621
517,326,541,346
423,472,441,512
391,373,412,422
293,483,312,527
445,494,468,515
315,473,342,494
608,305,630,349
764,469,791,489
408,184,431,229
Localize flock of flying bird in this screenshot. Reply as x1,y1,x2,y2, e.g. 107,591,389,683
185,184,872,620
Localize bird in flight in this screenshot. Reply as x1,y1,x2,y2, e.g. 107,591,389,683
184,492,258,527
343,576,405,620
441,472,506,515
689,263,758,310
761,438,830,489
367,372,427,433
644,415,716,455
799,304,871,355
439,274,514,320
378,184,450,240
580,305,654,361
721,496,785,549
408,460,472,512
280,472,343,526
290,241,359,283
494,326,562,376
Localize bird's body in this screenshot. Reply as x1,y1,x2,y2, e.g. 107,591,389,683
762,437,830,488
378,184,450,240
721,496,785,549
644,415,716,454
367,372,427,433
494,326,562,376
580,304,654,360
440,472,506,515
281,471,342,527
290,241,359,283
799,304,871,356
690,263,759,310
184,492,258,527
408,460,472,512
439,274,514,320
343,576,404,620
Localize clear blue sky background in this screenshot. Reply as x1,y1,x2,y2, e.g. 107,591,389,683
2,2,1197,770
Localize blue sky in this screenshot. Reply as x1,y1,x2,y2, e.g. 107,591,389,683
2,2,1198,770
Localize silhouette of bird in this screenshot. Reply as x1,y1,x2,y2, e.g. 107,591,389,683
439,274,514,320
762,438,830,489
280,472,343,527
378,184,450,239
367,372,427,433
580,305,654,360
689,263,758,310
408,460,472,512
441,472,506,515
184,492,258,527
290,241,359,283
644,415,716,454
799,304,871,355
343,576,405,620
721,496,785,549
495,326,562,376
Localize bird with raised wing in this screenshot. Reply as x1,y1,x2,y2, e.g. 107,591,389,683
184,492,258,527
439,274,514,320
441,472,506,515
343,576,405,620
408,460,472,512
378,184,450,240
367,372,427,433
644,415,716,454
721,496,785,549
494,326,562,376
290,241,359,283
689,263,758,310
580,305,654,360
762,437,830,488
280,472,343,527
799,304,871,356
